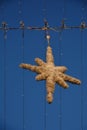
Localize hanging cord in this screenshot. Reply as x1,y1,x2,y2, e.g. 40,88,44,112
60,0,67,31
1,2,7,130
20,21,25,130
80,30,84,130
43,0,47,20
80,1,86,129
81,0,86,23
2,22,7,130
57,0,66,128
44,84,47,130
0,5,4,21
18,0,25,129
80,28,84,130
63,0,67,20
80,0,86,29
58,30,62,130
18,0,23,22
0,0,6,22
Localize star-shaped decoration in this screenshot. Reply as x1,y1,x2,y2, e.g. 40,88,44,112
19,46,81,103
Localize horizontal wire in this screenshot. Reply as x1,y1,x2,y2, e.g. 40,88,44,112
0,22,87,32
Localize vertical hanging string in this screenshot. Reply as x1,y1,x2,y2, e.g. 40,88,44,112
58,0,67,128
0,0,6,22
81,5,84,130
58,30,62,130
43,0,47,20
44,86,46,130
22,23,25,130
18,0,23,22
4,25,6,130
18,0,25,129
20,21,25,130
1,2,7,130
81,0,86,22
2,22,7,130
21,22,25,130
63,0,67,20
80,1,85,129
80,29,84,130
0,5,4,22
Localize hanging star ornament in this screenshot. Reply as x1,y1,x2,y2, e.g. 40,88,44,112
19,46,81,103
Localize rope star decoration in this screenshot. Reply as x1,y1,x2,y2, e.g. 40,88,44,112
19,46,81,103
